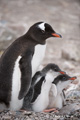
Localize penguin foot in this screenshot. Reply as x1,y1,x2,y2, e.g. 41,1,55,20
43,108,58,113
18,109,27,112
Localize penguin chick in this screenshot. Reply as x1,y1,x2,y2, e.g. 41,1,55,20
0,22,62,110
31,73,56,112
47,74,77,109
31,64,65,112
31,63,65,103
22,63,65,111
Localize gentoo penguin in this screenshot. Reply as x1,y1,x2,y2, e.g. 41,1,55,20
31,74,76,112
31,63,65,103
0,22,62,110
31,73,57,112
22,63,65,111
47,74,77,110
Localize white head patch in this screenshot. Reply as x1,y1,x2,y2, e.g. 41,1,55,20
38,23,45,31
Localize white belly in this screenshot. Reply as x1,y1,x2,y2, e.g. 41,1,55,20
48,84,57,109
10,56,23,111
53,94,63,109
32,80,51,112
9,44,46,110
48,94,63,109
32,44,46,77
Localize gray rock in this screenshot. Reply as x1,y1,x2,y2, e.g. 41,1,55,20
59,103,80,115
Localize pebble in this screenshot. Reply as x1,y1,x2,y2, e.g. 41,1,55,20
27,118,32,120
45,114,49,118
0,109,80,120
1,115,11,119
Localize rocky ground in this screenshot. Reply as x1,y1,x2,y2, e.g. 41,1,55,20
0,0,80,119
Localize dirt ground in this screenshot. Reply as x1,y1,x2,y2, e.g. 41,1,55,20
0,0,80,119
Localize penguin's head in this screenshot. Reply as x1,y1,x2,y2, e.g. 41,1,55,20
27,22,62,44
41,63,65,78
53,74,77,92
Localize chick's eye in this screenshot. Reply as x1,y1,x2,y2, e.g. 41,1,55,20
63,77,66,80
54,68,57,71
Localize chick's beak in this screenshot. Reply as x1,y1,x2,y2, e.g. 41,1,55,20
59,71,66,74
52,33,62,38
70,76,77,80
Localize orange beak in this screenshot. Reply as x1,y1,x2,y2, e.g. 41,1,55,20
70,76,77,80
52,33,62,38
59,71,66,74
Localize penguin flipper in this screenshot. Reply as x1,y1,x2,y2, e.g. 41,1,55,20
31,71,42,86
22,87,34,110
18,52,32,100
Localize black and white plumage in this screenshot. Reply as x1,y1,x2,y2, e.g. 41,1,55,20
22,74,46,111
23,65,76,112
22,63,65,112
47,74,77,109
31,73,57,112
31,63,65,103
0,22,62,110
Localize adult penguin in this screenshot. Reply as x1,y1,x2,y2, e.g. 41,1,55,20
0,22,62,110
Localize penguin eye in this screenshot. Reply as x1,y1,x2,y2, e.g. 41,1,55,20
63,77,66,80
54,68,57,72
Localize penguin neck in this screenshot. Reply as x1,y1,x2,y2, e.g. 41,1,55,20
24,33,46,46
